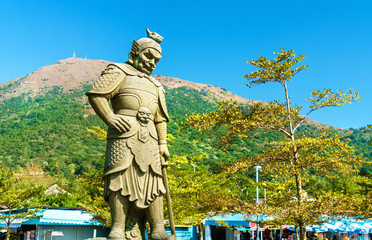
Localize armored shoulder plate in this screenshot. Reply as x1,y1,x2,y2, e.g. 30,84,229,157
86,64,126,96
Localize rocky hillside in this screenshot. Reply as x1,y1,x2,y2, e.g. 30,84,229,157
0,57,332,128
0,58,253,105
154,75,256,105
0,58,108,99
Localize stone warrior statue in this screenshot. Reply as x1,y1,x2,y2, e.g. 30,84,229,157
86,29,174,240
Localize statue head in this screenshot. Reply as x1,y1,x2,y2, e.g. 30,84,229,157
128,28,163,75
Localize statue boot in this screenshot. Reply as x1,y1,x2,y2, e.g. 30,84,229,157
146,196,174,240
108,192,129,240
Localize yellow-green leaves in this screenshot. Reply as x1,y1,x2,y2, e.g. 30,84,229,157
245,48,308,87
226,130,365,180
187,99,303,149
0,164,51,239
86,126,107,141
307,88,361,110
167,154,241,225
77,169,110,227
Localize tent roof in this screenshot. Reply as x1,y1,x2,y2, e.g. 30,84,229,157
22,209,99,226
204,214,271,227
204,214,372,234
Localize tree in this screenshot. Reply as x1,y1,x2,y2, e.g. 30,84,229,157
81,126,115,227
77,168,111,227
187,48,368,240
0,164,52,240
167,154,241,225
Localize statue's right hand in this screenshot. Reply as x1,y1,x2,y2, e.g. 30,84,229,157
106,114,131,133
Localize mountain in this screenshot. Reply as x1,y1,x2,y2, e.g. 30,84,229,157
0,58,108,99
0,57,252,105
0,57,334,129
0,58,370,178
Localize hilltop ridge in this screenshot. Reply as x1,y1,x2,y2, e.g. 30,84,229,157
0,58,253,105
0,58,109,99
0,57,333,129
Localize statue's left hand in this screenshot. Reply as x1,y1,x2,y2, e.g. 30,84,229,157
159,144,170,161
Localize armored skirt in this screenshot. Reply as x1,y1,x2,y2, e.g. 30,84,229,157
103,131,166,209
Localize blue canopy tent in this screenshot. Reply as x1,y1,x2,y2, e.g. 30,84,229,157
289,218,372,235
203,214,277,240
204,213,272,227
0,219,23,229
204,214,251,227
204,214,372,234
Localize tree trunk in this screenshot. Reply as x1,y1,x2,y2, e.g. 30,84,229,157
298,222,307,240
295,225,300,240
6,229,10,240
199,225,204,240
6,208,11,240
295,173,307,240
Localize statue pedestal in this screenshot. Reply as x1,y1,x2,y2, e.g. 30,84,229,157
85,238,107,240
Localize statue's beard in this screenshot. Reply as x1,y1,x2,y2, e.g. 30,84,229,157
134,57,154,75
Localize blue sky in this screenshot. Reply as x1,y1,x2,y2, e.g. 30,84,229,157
1,0,371,129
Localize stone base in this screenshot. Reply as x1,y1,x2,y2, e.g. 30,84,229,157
85,238,107,240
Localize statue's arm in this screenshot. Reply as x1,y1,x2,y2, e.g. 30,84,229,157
156,122,170,160
88,95,131,133
155,85,170,160
88,95,114,124
86,65,130,133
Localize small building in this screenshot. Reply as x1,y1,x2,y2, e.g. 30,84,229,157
0,207,199,240
0,207,109,240
164,226,199,240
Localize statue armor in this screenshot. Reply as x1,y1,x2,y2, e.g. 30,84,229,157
87,29,175,240
87,62,169,209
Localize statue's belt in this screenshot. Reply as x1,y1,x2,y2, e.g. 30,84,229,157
116,109,154,121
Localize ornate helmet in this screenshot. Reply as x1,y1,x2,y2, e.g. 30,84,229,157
131,28,163,55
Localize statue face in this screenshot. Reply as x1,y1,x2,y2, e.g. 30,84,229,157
137,107,151,125
135,48,162,75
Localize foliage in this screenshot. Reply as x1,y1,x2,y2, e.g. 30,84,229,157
0,85,106,180
0,79,370,182
167,154,241,225
347,126,372,158
77,169,110,228
0,164,51,240
28,193,81,208
187,48,369,240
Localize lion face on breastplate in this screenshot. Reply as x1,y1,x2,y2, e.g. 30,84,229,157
137,107,152,126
